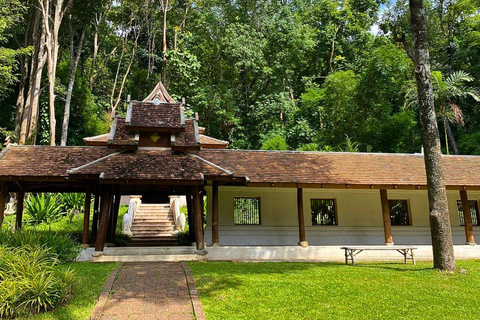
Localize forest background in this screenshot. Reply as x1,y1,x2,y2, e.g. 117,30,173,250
0,0,479,154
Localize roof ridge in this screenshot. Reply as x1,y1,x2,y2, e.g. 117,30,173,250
199,134,229,144
184,152,234,176
0,144,12,161
67,150,126,174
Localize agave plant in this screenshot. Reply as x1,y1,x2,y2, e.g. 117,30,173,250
24,193,63,225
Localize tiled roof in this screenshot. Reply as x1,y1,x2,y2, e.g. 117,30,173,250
83,133,110,146
199,134,229,149
173,120,200,149
126,102,184,131
68,150,230,181
194,150,480,187
0,146,116,179
108,118,138,149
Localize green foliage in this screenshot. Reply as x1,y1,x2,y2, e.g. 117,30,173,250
260,134,288,151
25,194,63,225
0,229,81,263
0,245,76,317
58,193,85,223
339,135,360,152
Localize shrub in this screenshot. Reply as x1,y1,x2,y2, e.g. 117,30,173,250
0,229,81,263
0,245,77,317
24,193,63,225
58,193,85,223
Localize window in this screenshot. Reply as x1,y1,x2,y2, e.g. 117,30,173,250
388,200,410,225
457,200,479,226
311,199,337,225
234,197,260,225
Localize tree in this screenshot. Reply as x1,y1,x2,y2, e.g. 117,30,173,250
409,0,456,271
431,70,480,154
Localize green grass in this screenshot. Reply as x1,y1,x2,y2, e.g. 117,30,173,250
30,262,117,320
189,260,480,320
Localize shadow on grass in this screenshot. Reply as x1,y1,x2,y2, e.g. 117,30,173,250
350,262,433,272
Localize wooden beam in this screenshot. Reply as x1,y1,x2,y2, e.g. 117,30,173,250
82,187,92,245
193,186,206,252
92,192,100,243
460,190,475,245
107,187,122,243
211,182,220,246
0,182,9,228
95,187,114,252
186,188,195,243
380,189,394,245
15,186,25,231
297,188,308,247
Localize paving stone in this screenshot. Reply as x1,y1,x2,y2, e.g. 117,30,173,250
100,262,194,320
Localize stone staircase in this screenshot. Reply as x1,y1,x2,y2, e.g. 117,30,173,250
129,203,178,246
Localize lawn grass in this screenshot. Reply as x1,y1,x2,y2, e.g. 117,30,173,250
30,262,117,320
189,260,480,320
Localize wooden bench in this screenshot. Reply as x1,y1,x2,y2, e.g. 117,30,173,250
340,246,417,265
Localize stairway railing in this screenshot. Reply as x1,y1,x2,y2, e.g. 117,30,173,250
122,196,142,236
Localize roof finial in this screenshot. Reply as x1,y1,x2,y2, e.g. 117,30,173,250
143,81,175,103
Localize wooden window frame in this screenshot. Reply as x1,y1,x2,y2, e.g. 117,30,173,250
233,197,261,225
456,200,480,226
388,199,411,226
310,198,338,226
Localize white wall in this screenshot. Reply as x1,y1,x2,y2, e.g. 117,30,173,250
204,186,479,246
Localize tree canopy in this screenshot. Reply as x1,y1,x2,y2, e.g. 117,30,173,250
0,0,479,154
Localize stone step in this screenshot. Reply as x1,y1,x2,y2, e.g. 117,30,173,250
133,219,175,224
131,226,175,232
93,254,196,262
132,221,175,227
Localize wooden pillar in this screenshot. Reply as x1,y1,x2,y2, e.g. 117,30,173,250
82,187,92,246
0,182,9,227
380,189,394,245
95,187,114,252
193,186,206,253
297,188,308,247
211,182,220,246
186,188,195,243
107,187,122,243
92,192,100,243
460,190,475,245
15,185,25,231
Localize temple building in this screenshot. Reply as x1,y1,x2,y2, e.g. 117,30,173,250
0,82,479,258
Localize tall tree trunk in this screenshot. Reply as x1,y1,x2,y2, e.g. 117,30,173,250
17,8,46,145
444,120,459,155
161,0,169,87
61,27,85,146
409,0,456,271
40,0,73,146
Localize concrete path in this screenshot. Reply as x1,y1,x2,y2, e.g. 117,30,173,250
95,262,202,320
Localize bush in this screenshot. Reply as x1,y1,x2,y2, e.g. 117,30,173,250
0,245,77,317
0,229,81,263
58,193,85,223
24,193,63,225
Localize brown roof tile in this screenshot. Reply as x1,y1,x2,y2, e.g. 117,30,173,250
108,118,138,149
194,150,480,187
127,102,184,131
174,120,199,149
68,150,230,181
199,134,229,149
0,146,116,179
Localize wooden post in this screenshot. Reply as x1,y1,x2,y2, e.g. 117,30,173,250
193,186,206,253
0,182,9,228
15,185,25,231
92,192,100,243
297,188,308,247
380,189,394,245
95,187,113,252
107,187,122,243
211,182,220,246
460,190,475,245
186,188,195,243
82,187,92,246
